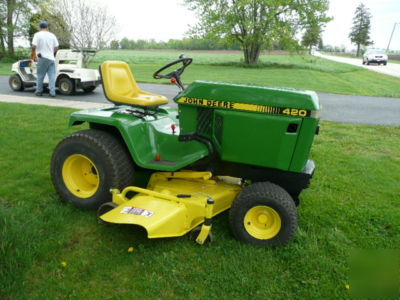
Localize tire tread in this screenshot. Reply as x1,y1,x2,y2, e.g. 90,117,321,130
51,129,135,209
229,182,297,246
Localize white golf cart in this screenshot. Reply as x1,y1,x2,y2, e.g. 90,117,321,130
9,49,101,95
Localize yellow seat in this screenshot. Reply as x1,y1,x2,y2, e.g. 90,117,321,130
100,61,168,107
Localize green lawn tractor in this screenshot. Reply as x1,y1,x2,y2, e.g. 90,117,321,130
51,56,320,246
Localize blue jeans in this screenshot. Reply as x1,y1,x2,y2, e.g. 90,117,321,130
36,57,56,95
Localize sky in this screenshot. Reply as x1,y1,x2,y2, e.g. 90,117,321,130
99,0,400,51
323,0,400,51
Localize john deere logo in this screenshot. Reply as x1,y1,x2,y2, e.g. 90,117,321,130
177,97,313,117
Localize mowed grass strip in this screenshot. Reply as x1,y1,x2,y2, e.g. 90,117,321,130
92,50,400,98
0,103,399,299
1,50,400,97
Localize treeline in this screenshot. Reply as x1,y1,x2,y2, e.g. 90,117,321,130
110,38,289,51
320,45,347,53
111,38,241,50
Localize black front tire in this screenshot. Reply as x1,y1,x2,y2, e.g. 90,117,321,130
83,86,96,93
9,74,24,91
51,129,135,210
58,77,75,95
229,182,297,246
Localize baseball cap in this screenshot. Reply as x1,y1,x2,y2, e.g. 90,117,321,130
39,21,48,28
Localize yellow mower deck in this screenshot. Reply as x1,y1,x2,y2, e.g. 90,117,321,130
100,171,242,244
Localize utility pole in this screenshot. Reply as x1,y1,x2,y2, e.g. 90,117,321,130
386,22,399,52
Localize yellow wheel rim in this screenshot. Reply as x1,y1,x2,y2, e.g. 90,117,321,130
244,206,281,239
62,154,100,198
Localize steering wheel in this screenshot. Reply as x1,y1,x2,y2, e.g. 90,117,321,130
153,55,192,90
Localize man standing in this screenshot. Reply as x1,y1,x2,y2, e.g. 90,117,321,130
32,21,59,97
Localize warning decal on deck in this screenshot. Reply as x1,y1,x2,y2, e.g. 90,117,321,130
120,206,154,217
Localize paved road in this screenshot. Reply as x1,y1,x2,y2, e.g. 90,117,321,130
315,52,400,78
0,76,178,104
0,76,399,126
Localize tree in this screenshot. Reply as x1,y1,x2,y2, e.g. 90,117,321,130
0,0,37,56
185,0,331,65
49,0,116,50
318,37,323,50
110,39,119,49
119,37,129,49
0,1,6,56
349,3,373,56
302,24,322,54
28,6,71,49
301,0,331,54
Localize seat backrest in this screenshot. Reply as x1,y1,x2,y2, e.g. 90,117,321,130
100,61,141,100
100,61,169,107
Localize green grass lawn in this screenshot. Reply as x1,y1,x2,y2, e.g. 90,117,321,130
0,62,12,76
92,50,400,98
1,102,399,299
1,50,400,97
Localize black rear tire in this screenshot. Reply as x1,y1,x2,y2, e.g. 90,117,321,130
51,129,135,210
229,182,297,246
9,74,24,91
58,77,75,95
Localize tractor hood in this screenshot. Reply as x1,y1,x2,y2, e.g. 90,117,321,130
175,81,319,112
174,81,321,173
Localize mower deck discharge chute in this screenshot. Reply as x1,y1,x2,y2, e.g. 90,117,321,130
51,56,320,246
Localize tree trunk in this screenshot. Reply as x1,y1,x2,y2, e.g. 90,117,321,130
0,36,6,58
244,47,249,64
356,43,360,57
309,44,312,55
243,42,262,65
7,0,16,56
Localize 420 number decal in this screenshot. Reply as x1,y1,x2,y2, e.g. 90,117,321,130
282,108,309,117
